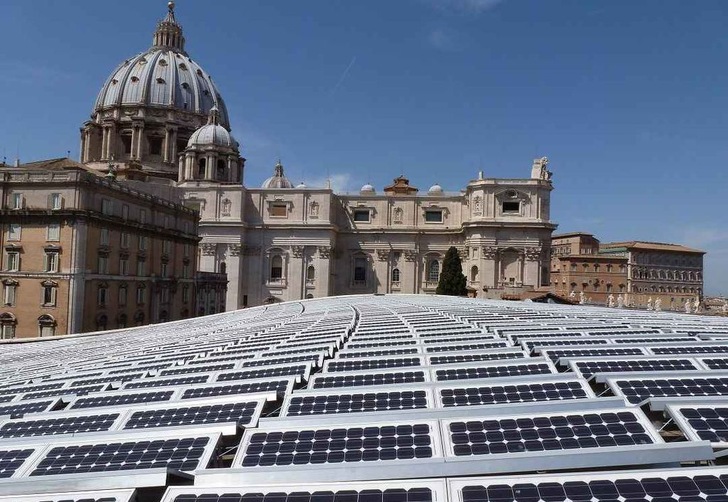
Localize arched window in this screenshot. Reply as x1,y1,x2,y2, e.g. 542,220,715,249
159,310,169,323
391,268,401,283
0,313,17,339
197,158,206,178
353,256,367,284
134,310,145,326
117,313,128,329
96,314,108,331
470,265,479,282
38,314,56,337
219,262,227,274
428,260,440,283
270,255,283,282
216,159,226,180
306,265,315,282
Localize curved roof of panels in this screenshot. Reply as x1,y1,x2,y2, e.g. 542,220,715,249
2,294,728,500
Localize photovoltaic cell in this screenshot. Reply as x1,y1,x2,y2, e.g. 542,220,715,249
435,363,554,382
217,365,308,382
448,411,652,456
0,448,35,478
71,390,174,409
169,488,434,502
286,390,428,415
123,401,259,429
614,377,728,405
440,381,589,407
327,358,422,372
312,371,427,389
0,400,54,417
677,407,728,443
29,436,210,475
125,376,209,389
241,423,433,467
574,359,697,379
0,413,119,438
428,352,524,365
182,380,289,400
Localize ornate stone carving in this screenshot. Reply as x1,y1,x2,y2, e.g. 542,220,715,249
200,243,217,256
221,198,232,217
376,249,390,262
482,246,498,260
524,246,542,261
309,201,319,218
228,244,242,257
404,250,418,262
291,245,305,258
473,195,482,214
393,207,403,223
457,248,468,260
317,246,332,259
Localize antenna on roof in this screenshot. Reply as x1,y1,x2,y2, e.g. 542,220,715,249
67,150,71,159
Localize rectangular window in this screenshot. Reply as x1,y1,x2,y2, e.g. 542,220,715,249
101,199,113,215
121,204,129,220
136,287,145,305
353,209,370,222
270,204,288,218
424,210,443,223
11,193,23,210
137,259,146,276
138,236,147,251
1,324,15,339
139,209,147,224
161,262,168,278
120,257,129,276
8,224,21,241
97,255,108,274
164,215,170,229
120,232,130,248
502,201,520,213
100,228,110,246
42,285,57,307
184,243,191,257
182,285,189,303
162,240,171,254
97,287,107,306
353,257,367,284
5,252,19,272
47,223,61,242
183,263,190,279
119,287,127,306
4,284,16,306
50,193,62,210
160,287,170,303
45,252,59,273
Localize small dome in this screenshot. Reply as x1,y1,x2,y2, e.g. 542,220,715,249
428,183,444,195
187,107,237,149
360,183,375,195
296,182,307,188
262,161,293,189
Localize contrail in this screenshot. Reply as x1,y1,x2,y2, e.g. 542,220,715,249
330,56,356,96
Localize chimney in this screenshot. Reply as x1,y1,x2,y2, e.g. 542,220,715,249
14,158,20,167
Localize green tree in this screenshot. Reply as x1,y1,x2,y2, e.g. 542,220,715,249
436,246,467,296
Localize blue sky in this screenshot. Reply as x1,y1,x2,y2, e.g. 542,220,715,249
1,0,727,294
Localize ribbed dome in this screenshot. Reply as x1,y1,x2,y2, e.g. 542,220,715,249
93,2,230,128
360,183,375,195
428,183,444,195
262,161,293,189
187,107,237,149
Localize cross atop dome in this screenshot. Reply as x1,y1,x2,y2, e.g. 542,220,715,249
153,1,185,52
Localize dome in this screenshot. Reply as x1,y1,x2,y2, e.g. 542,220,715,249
428,183,444,195
92,3,230,129
296,182,307,188
187,107,237,149
262,161,293,189
360,183,375,195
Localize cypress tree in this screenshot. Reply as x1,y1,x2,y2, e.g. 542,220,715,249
436,246,467,296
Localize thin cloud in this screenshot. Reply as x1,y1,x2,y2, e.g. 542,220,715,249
425,0,504,15
428,28,458,51
306,173,353,193
330,57,357,96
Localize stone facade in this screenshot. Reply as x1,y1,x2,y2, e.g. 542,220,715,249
0,159,200,339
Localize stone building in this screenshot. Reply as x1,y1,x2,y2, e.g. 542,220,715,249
0,158,200,338
550,232,705,309
78,3,557,310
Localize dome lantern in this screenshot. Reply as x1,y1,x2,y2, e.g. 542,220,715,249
262,160,294,189
153,1,185,52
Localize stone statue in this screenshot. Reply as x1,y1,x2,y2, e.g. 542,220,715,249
654,298,662,311
617,295,624,308
646,297,653,311
531,157,551,180
685,300,692,314
579,291,586,305
607,294,615,308
569,290,576,299
722,301,728,315
693,297,701,314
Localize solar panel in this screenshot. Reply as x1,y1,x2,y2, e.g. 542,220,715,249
0,411,121,439
234,419,440,467
0,399,58,418
425,341,510,353
0,489,137,502
282,387,432,416
567,357,699,380
540,347,647,361
123,375,210,389
324,357,423,373
606,374,728,406
699,358,728,370
650,346,728,355
216,363,312,384
309,369,430,389
181,378,293,400
449,466,728,502
28,432,219,476
0,447,36,478
69,390,175,409
337,348,421,359
433,359,557,382
426,351,525,366
437,376,594,407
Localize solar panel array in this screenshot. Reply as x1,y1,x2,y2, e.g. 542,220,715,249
1,294,728,502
